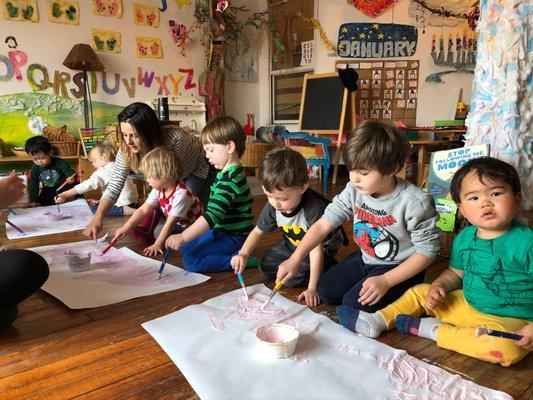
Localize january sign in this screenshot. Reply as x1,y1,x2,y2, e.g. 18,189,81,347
338,23,418,58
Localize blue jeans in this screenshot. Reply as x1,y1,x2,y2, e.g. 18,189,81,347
90,204,126,216
316,250,426,312
180,229,246,273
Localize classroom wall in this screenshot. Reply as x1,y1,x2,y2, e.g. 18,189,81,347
225,0,474,129
0,0,204,145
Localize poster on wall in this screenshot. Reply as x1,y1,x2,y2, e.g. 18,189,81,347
47,0,79,24
92,0,122,18
224,36,258,83
338,23,418,58
135,36,163,58
133,2,159,27
92,28,121,53
2,0,39,22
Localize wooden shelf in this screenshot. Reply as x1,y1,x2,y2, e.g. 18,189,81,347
0,155,81,162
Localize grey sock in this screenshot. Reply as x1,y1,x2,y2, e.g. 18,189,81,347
354,311,387,338
418,317,441,341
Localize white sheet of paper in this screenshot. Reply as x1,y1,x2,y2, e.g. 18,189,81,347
5,198,93,239
143,284,512,400
30,239,210,309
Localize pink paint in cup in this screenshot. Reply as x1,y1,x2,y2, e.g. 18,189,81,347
255,323,299,359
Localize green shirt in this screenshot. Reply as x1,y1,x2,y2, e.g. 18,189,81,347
204,164,253,234
449,221,533,320
28,157,75,202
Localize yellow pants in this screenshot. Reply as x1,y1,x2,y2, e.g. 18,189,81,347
379,283,530,366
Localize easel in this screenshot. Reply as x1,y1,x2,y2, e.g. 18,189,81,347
298,72,356,184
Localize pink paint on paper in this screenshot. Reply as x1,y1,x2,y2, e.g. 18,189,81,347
207,311,224,331
222,293,292,329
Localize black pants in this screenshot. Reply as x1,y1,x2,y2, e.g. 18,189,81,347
316,250,426,312
0,250,49,309
259,239,337,288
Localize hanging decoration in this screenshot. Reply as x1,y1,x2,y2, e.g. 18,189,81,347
346,0,398,18
168,20,192,56
296,13,336,54
425,29,476,83
215,0,228,13
338,23,417,58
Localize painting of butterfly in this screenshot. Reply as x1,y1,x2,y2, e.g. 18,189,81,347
2,0,39,22
47,0,79,25
92,28,121,53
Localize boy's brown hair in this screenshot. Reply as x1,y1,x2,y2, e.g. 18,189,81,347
201,116,246,158
342,121,409,175
89,142,117,163
449,157,521,204
139,147,182,184
261,147,309,192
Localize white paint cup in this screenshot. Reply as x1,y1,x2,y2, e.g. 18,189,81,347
255,323,299,359
64,250,92,272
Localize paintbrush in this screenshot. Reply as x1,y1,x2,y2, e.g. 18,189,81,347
237,273,249,300
100,238,118,255
4,218,24,234
56,173,76,194
157,248,173,280
261,281,283,310
475,327,523,341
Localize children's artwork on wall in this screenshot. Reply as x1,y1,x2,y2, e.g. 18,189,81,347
5,199,93,239
175,0,191,8
30,239,210,309
143,284,513,400
338,23,418,58
224,35,259,83
133,2,159,27
92,0,122,18
92,28,121,53
47,0,79,24
136,36,163,58
2,0,39,22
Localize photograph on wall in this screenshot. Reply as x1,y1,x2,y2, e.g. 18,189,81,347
92,0,122,18
2,0,39,22
92,28,121,53
47,0,79,24
135,36,163,58
133,2,159,27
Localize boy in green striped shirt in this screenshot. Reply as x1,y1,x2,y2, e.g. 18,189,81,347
165,116,253,272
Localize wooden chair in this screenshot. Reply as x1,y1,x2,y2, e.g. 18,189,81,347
282,131,332,195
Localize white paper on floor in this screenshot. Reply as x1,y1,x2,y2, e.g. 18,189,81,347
30,239,210,309
5,198,93,239
142,284,513,400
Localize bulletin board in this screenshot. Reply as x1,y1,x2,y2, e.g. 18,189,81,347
79,128,111,157
336,59,419,127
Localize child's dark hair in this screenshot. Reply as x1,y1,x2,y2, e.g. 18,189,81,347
342,121,409,175
201,116,246,157
24,135,52,155
261,147,309,192
450,157,521,203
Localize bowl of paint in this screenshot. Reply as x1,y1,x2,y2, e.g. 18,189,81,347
255,323,299,359
64,250,92,272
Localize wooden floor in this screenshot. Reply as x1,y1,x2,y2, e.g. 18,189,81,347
1,179,531,400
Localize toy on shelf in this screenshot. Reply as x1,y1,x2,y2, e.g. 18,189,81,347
243,113,254,142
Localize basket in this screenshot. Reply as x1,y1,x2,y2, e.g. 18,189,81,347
438,231,455,257
50,141,80,156
241,143,275,169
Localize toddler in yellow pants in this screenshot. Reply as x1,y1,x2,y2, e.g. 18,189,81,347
337,157,532,366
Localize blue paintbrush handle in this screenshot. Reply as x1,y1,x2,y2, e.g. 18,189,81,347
488,329,523,341
237,273,245,285
158,248,172,274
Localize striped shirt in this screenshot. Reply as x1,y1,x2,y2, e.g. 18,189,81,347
204,164,253,234
102,124,209,203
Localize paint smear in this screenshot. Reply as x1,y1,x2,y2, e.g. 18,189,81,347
207,311,224,331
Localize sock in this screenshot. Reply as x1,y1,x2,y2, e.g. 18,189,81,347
246,256,261,268
0,305,18,330
395,315,440,341
336,305,387,338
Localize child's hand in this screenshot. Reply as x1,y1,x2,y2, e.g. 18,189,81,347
359,276,391,306
298,288,321,307
231,254,247,274
166,234,185,250
112,227,128,243
427,284,446,309
143,243,163,257
276,258,299,283
515,324,533,351
55,194,67,204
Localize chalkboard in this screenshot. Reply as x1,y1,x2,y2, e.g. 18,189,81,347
299,72,348,134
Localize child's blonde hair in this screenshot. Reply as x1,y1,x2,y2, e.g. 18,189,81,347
201,116,246,157
139,147,182,184
89,142,116,163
